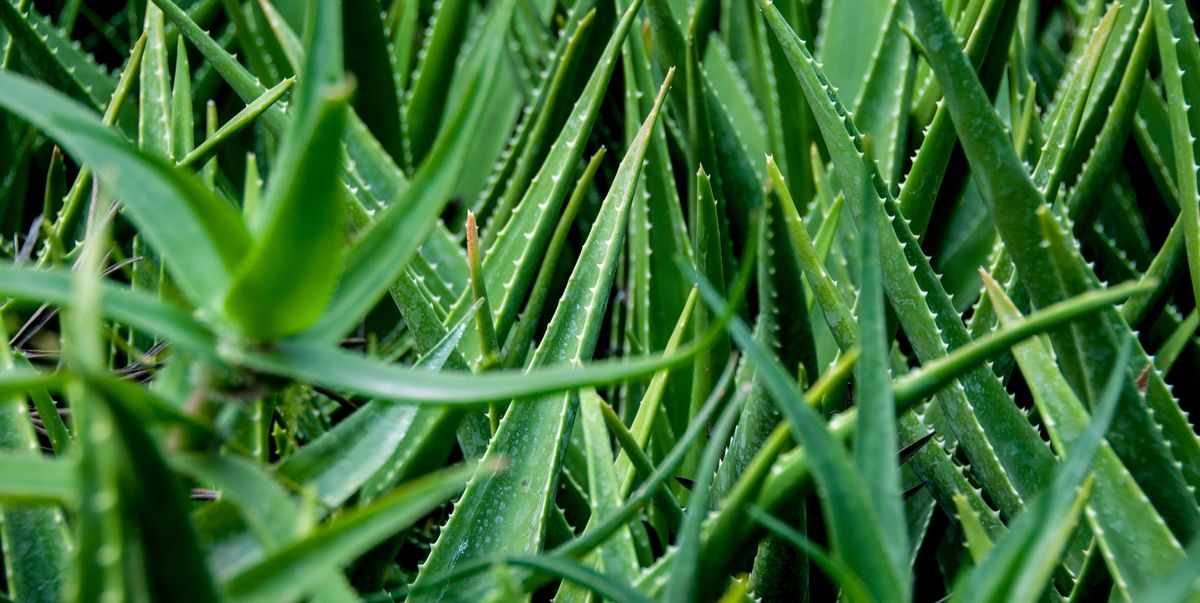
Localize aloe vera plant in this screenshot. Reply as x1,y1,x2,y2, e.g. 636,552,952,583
0,0,1199,601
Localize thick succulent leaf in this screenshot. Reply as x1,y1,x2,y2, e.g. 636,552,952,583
554,388,640,601
0,265,215,358
402,0,470,167
814,0,890,107
138,5,172,160
306,1,515,342
279,307,475,509
445,2,632,365
761,0,1053,524
0,454,76,505
1153,0,1200,321
852,141,909,582
987,276,1186,598
222,464,477,603
665,376,747,603
343,0,403,160
0,0,116,111
0,73,250,309
223,0,349,339
0,340,69,603
408,65,672,597
101,382,220,602
676,278,1151,590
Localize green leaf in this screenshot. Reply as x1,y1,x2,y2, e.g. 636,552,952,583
0,328,70,603
409,64,673,597
0,73,250,310
307,0,514,341
223,463,477,603
170,35,195,160
402,0,471,167
102,382,220,602
852,139,908,584
1152,0,1200,327
666,367,747,603
986,275,1186,598
0,453,76,505
685,261,909,603
554,388,640,601
0,0,116,111
280,307,476,509
223,0,350,340
761,0,1051,525
139,5,173,159
176,77,295,168
0,264,215,359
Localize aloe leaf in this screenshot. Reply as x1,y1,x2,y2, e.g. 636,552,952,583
176,77,295,168
504,147,605,369
0,0,116,111
244,318,723,407
495,554,656,603
11,354,69,456
475,4,595,243
223,0,349,340
600,400,684,523
761,0,1053,525
1034,207,1200,539
680,279,1148,590
401,0,470,167
0,265,215,359
139,5,173,159
954,336,1127,603
748,505,873,603
769,157,856,350
853,139,909,582
173,453,303,548
410,356,740,600
953,492,995,563
63,202,128,603
689,166,729,461
0,331,69,603
614,288,697,492
1153,0,1200,323
99,380,220,602
334,0,400,160
170,35,195,160
223,463,477,603
173,455,358,599
1131,535,1200,603
151,0,411,224
686,259,909,602
619,1,696,427
554,388,640,601
0,72,250,310
986,275,1186,598
704,38,768,166
1067,10,1154,230
307,7,506,341
280,306,475,509
1156,309,1199,374
445,1,638,365
896,0,1014,238
666,376,747,603
853,0,912,184
409,67,673,597
815,0,891,108
0,454,76,505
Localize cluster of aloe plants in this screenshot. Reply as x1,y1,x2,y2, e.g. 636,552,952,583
0,0,1199,600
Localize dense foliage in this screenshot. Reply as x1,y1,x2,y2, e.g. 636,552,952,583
0,0,1199,601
